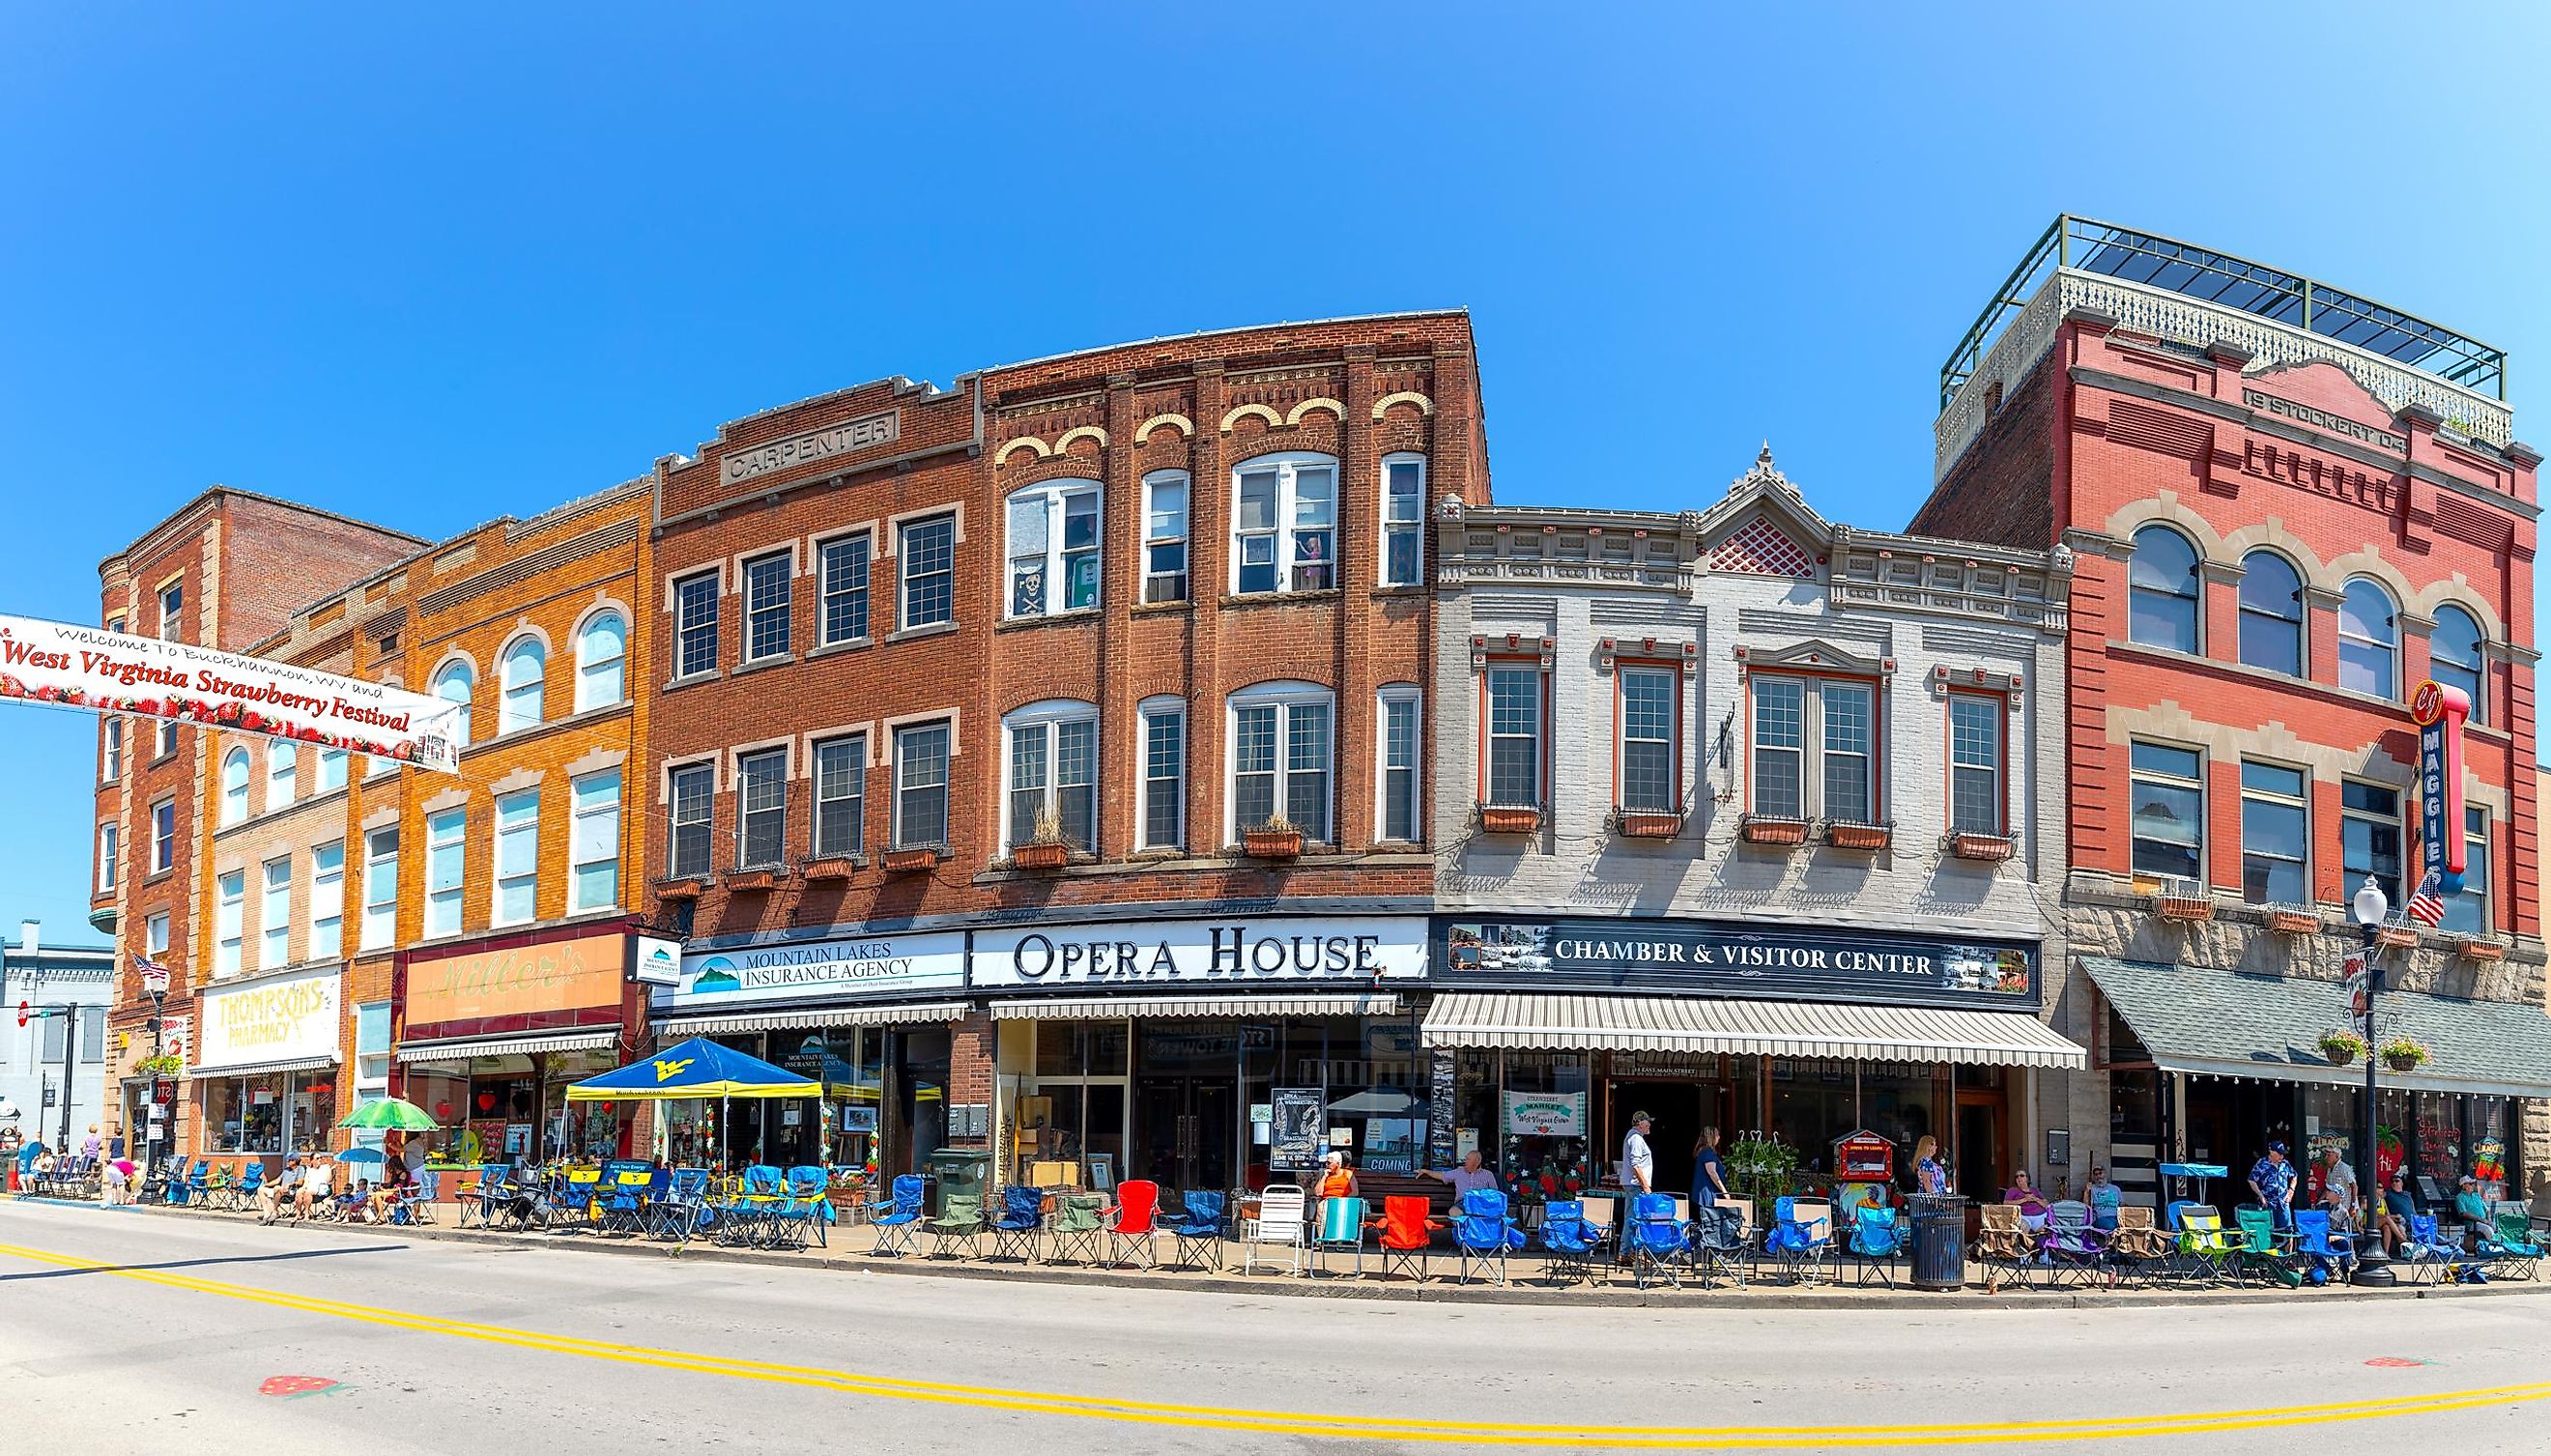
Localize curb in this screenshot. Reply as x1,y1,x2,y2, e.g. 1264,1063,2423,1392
15,1195,2545,1312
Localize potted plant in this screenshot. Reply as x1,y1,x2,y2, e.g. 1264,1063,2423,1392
2379,1038,2430,1072
134,1053,183,1077
1724,1132,1799,1211
1012,808,1070,871
1243,814,1304,860
2316,1029,2365,1066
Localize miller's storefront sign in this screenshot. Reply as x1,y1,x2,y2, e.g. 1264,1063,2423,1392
403,928,631,1040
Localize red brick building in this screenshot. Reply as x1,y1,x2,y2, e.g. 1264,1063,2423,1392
1913,218,2551,1206
644,313,1484,1191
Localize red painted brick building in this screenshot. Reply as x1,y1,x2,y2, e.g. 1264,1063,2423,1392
644,314,1484,1192
1913,219,2551,1206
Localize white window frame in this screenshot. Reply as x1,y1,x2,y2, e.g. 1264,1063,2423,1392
310,840,344,962
267,739,297,811
492,789,539,928
735,748,789,870
145,910,169,959
1748,672,1879,824
499,636,547,736
668,761,715,878
1137,696,1187,852
432,659,475,749
575,610,628,712
673,568,722,679
1615,666,1679,815
151,797,175,872
1480,662,1545,809
158,581,184,642
220,747,250,827
425,807,466,938
742,549,794,662
892,720,953,850
1001,700,1100,853
1229,452,1339,596
569,769,621,913
1141,471,1190,605
96,820,119,893
1380,453,1427,588
1376,685,1423,844
1945,690,2006,836
811,734,867,859
215,870,244,978
317,747,348,794
2239,761,2310,907
102,718,123,784
1005,480,1103,619
360,827,398,952
259,855,292,970
898,514,958,630
2336,577,2398,700
1225,681,1335,844
817,531,873,646
156,719,177,760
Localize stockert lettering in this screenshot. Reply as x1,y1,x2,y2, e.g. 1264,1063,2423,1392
2243,389,2409,452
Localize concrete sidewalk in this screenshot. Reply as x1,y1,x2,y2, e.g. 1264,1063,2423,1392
19,1191,2539,1311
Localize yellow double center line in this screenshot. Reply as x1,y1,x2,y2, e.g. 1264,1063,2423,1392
0,1236,2537,1447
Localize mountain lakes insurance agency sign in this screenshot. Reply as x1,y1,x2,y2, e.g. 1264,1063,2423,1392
1438,916,2036,1009
195,967,340,1071
971,917,1428,993
655,930,968,1014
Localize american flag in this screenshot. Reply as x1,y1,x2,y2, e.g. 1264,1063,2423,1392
2405,873,2447,928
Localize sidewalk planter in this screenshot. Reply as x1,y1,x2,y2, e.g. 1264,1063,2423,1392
1616,811,1683,841
2266,909,2322,937
1741,814,1808,846
1477,804,1543,836
1948,832,2016,862
1012,841,1069,872
2456,936,2508,962
881,845,944,874
1825,820,1892,851
1242,827,1304,860
801,856,859,883
2156,895,2214,923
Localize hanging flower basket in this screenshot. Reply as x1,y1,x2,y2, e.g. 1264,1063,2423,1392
2379,1038,2430,1072
2316,1030,2365,1066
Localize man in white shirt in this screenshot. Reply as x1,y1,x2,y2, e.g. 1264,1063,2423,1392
1427,1149,1500,1201
2318,1147,2359,1228
1619,1111,1655,1196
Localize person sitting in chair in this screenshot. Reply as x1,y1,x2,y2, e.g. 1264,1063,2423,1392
291,1154,333,1222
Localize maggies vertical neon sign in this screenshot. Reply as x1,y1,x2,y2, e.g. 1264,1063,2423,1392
2411,679,2471,892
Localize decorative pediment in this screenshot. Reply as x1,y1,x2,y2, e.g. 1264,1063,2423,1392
1696,444,1831,579
1932,663,2024,700
1734,640,1895,678
1471,632,1557,671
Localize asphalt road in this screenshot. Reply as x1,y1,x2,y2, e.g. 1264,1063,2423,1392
2,1199,2546,1454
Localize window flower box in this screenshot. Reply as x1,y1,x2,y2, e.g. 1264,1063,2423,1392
2454,935,2508,962
1242,825,1304,860
2373,926,2419,952
1825,820,1892,851
1947,832,2016,862
654,876,707,901
1477,804,1543,836
1740,814,1808,846
723,866,785,893
880,845,943,874
1012,841,1069,872
2265,908,2322,936
2155,894,2213,923
1616,811,1683,841
801,856,859,883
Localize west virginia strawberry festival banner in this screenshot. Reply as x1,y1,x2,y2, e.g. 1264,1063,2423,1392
0,613,466,773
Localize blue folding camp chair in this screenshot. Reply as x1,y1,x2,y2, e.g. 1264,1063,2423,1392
457,1163,511,1229
1311,1192,1366,1277
1453,1187,1523,1286
770,1166,829,1250
869,1174,927,1257
1539,1198,1599,1286
597,1161,657,1235
177,1159,211,1209
1846,1204,1911,1287
1691,1203,1748,1289
2291,1209,2353,1285
1165,1190,1225,1271
1624,1192,1690,1289
387,1169,440,1227
2396,1214,2481,1285
1763,1197,1835,1285
990,1185,1046,1264
717,1165,788,1247
227,1160,266,1214
650,1168,712,1244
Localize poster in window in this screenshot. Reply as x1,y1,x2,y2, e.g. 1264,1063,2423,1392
1270,1086,1324,1172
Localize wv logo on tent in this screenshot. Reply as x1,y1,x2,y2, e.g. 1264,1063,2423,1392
651,1058,695,1083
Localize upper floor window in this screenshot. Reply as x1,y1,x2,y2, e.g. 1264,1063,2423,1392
219,748,250,827
260,856,292,969
1138,698,1186,852
813,735,867,859
1483,664,1545,808
736,748,788,870
668,762,714,879
1616,668,1677,815
2341,781,2401,912
151,797,175,872
145,909,169,958
893,721,952,849
1232,453,1336,595
317,747,348,795
1947,692,2005,836
2441,807,2491,936
2129,742,2203,885
101,719,123,784
432,660,474,748
743,551,793,662
310,841,344,962
2236,551,2304,675
818,533,872,646
2239,761,2308,906
575,611,626,711
674,570,721,678
1129,471,1189,606
1003,701,1098,852
1007,482,1101,618
2337,578,2397,699
425,807,466,938
570,769,621,912
1381,454,1426,587
499,637,546,734
1229,682,1333,843
1750,674,1875,824
267,739,297,811
492,789,539,928
1378,686,1423,842
215,870,244,977
2128,526,2200,652
156,719,177,760
96,821,118,894
158,581,185,642
361,827,398,952
2429,605,2485,723
899,515,957,629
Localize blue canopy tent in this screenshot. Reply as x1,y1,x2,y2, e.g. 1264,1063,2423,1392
565,1038,820,1169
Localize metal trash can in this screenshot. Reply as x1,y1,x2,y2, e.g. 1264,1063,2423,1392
928,1148,990,1217
1907,1193,1969,1291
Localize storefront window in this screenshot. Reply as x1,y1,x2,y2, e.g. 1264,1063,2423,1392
201,1071,334,1156
1500,1050,1590,1205
2302,1084,2358,1195
2412,1091,2463,1191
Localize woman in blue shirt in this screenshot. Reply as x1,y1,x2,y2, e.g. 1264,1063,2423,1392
1689,1126,1729,1208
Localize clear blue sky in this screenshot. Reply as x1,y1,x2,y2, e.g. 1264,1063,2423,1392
4,5,2545,948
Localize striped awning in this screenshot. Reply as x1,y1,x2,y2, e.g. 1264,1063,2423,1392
396,1029,619,1065
184,1053,337,1079
1420,993,2086,1070
989,992,1402,1021
660,1001,973,1038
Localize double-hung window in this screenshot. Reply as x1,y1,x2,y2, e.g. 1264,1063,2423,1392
102,719,123,783
2128,527,2200,652
812,736,866,858
2429,606,2486,723
673,570,721,678
899,515,956,629
310,841,344,961
1229,683,1333,843
894,722,952,848
668,763,714,879
2337,579,2398,699
1007,482,1101,617
818,533,872,645
569,769,620,912
1483,665,1544,808
2237,551,2305,675
1003,703,1097,852
1138,699,1186,851
1381,454,1426,587
1616,668,1677,814
360,828,397,952
220,748,249,826
215,870,244,977
433,661,474,748
2442,808,2491,936
1377,687,1422,842
157,719,177,759
267,740,297,810
151,797,176,872
2340,782,2401,910
499,638,545,734
145,910,169,960
2129,742,2204,885
317,748,348,794
2239,762,2308,905
575,612,627,710
425,808,466,937
260,856,292,969
743,551,792,662
96,822,118,893
1142,471,1190,604
1749,674,1876,823
158,581,185,641
1947,692,2005,835
735,750,788,869
1232,454,1337,594
492,790,538,927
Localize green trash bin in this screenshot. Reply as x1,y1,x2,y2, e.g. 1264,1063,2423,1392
929,1148,990,1218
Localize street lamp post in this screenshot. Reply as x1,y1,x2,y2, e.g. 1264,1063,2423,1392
2350,876,2397,1287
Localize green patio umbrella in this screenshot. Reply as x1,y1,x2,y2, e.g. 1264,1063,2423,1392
337,1097,441,1132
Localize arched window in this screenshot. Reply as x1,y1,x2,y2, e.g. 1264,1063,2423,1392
432,660,474,748
575,611,626,712
1001,699,1099,852
2128,526,2200,651
1227,681,1334,843
2337,579,2398,699
2236,551,2304,675
499,637,546,734
1006,480,1101,618
2430,604,2486,722
219,748,249,826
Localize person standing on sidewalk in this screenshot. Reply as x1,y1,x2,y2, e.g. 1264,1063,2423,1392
1619,1111,1655,1198
1689,1126,1729,1209
2248,1141,2297,1234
